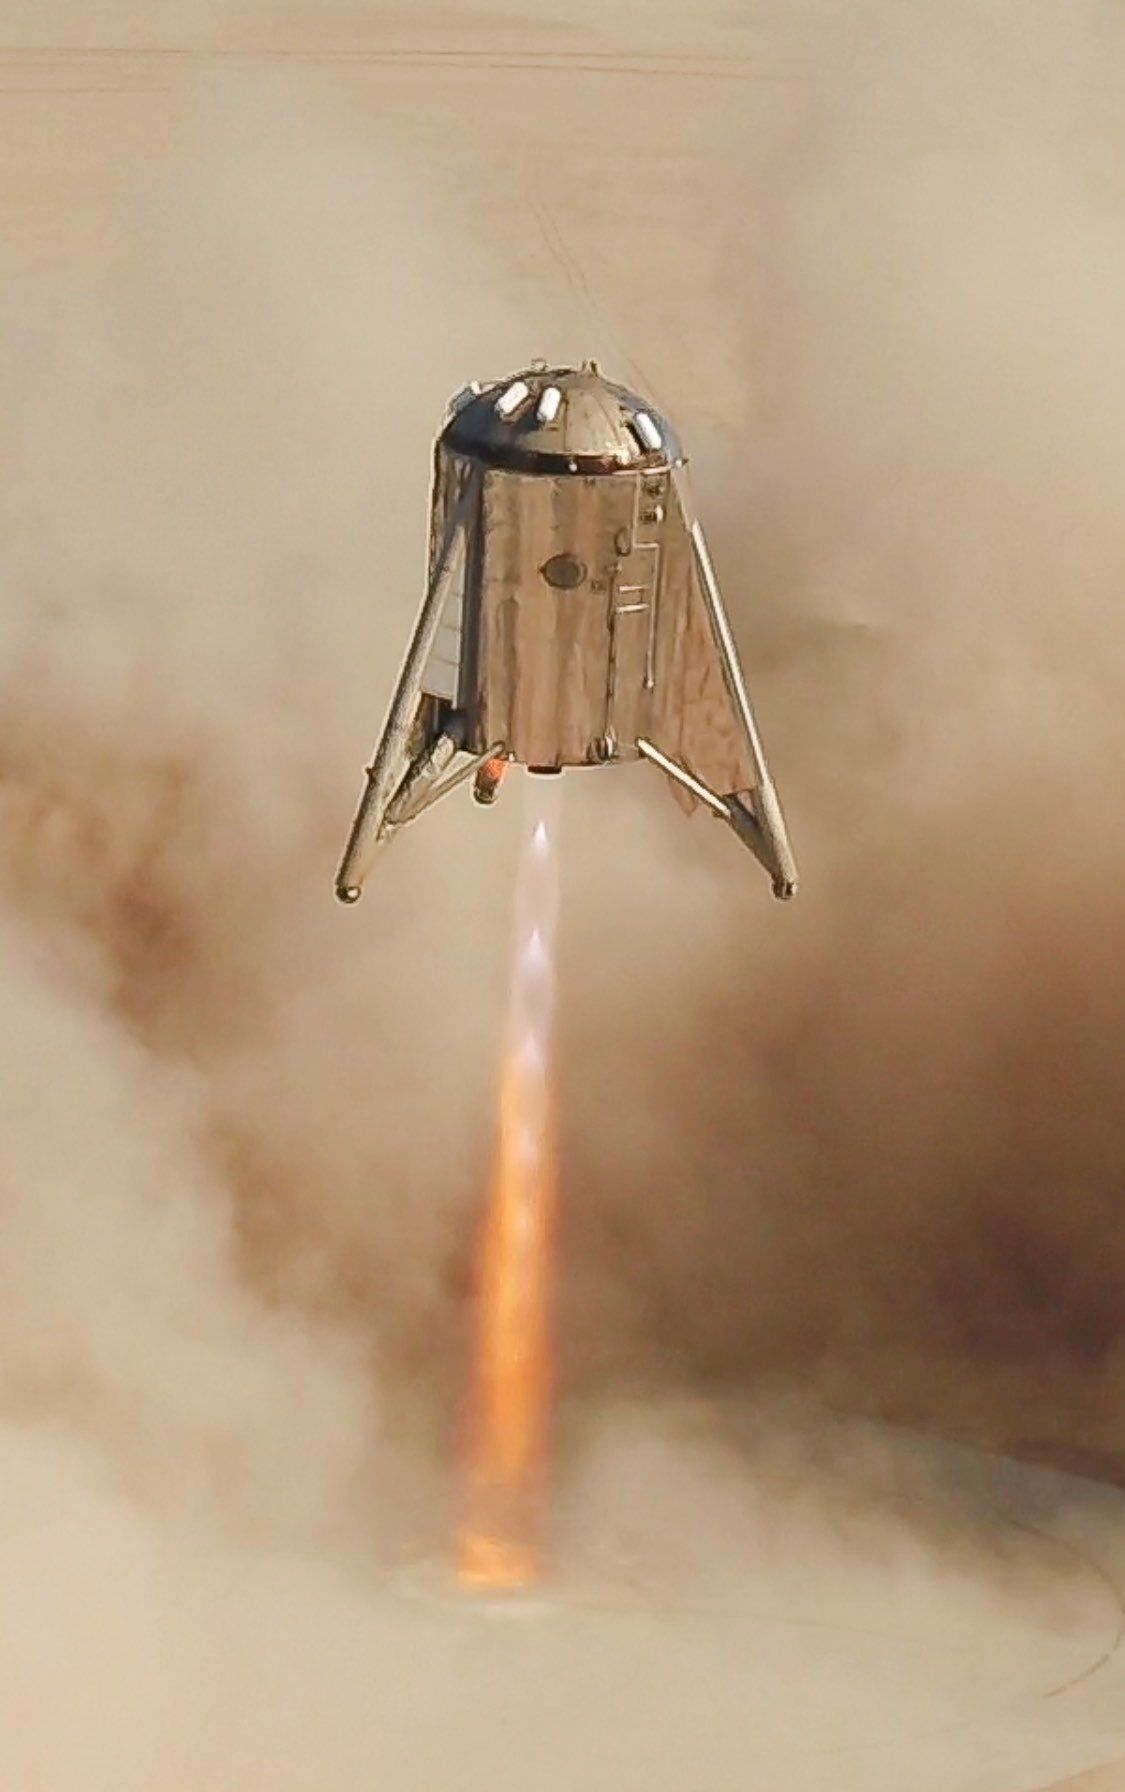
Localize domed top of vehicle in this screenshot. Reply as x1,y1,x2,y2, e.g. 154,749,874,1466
440,360,683,475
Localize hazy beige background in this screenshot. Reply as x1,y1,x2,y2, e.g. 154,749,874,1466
0,2,1124,1788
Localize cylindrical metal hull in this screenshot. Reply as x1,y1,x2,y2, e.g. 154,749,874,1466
335,363,797,902
430,445,753,799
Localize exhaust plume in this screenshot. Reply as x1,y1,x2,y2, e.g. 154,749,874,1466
459,778,561,1588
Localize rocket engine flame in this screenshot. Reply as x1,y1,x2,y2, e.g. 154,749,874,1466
458,777,561,1589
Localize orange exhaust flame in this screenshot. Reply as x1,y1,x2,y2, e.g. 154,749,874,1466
458,790,559,1590
457,1049,554,1587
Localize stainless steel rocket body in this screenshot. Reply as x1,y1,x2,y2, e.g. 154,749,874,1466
335,363,797,903
430,452,699,770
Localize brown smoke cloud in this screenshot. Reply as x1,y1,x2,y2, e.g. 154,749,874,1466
559,0,1125,1484
1,4,1124,1786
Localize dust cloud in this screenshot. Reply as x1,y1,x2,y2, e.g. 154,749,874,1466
0,2,1123,1787
560,0,1125,1478
0,71,548,1788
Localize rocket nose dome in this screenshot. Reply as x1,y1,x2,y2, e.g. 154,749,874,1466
440,362,683,474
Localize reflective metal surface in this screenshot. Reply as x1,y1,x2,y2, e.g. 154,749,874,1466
335,362,797,902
